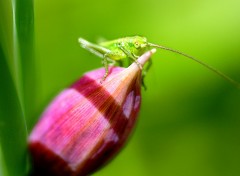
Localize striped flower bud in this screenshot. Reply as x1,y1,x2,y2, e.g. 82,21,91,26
28,50,155,176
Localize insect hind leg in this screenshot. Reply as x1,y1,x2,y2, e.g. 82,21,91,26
107,57,116,66
100,54,110,83
100,53,118,83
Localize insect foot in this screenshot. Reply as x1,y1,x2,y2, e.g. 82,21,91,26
28,50,155,176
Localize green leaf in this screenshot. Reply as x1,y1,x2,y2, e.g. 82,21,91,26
0,46,28,176
0,145,8,176
14,0,36,128
0,0,35,175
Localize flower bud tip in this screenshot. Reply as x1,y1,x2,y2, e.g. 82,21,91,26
137,50,156,66
151,48,157,54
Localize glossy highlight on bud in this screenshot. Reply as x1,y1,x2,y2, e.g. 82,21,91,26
28,50,155,176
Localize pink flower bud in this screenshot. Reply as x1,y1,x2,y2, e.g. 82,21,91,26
29,50,155,176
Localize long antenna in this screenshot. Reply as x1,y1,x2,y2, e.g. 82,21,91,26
148,43,240,89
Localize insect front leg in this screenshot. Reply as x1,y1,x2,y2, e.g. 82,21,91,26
117,44,143,70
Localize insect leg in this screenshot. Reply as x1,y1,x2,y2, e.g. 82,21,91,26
100,55,109,83
142,58,152,78
78,38,110,58
141,58,152,90
79,38,115,82
144,58,152,73
107,57,116,66
117,45,143,69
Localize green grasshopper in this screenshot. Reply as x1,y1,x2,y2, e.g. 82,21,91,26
78,36,240,88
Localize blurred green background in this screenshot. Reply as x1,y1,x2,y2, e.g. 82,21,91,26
34,0,240,175
1,0,240,175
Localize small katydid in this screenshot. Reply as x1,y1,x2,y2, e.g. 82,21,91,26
78,36,240,88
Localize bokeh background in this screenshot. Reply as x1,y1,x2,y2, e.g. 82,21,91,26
1,0,240,175
33,0,240,175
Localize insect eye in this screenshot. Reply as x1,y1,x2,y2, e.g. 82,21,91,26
134,42,139,48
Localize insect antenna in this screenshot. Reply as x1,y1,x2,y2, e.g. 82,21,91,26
148,42,240,89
